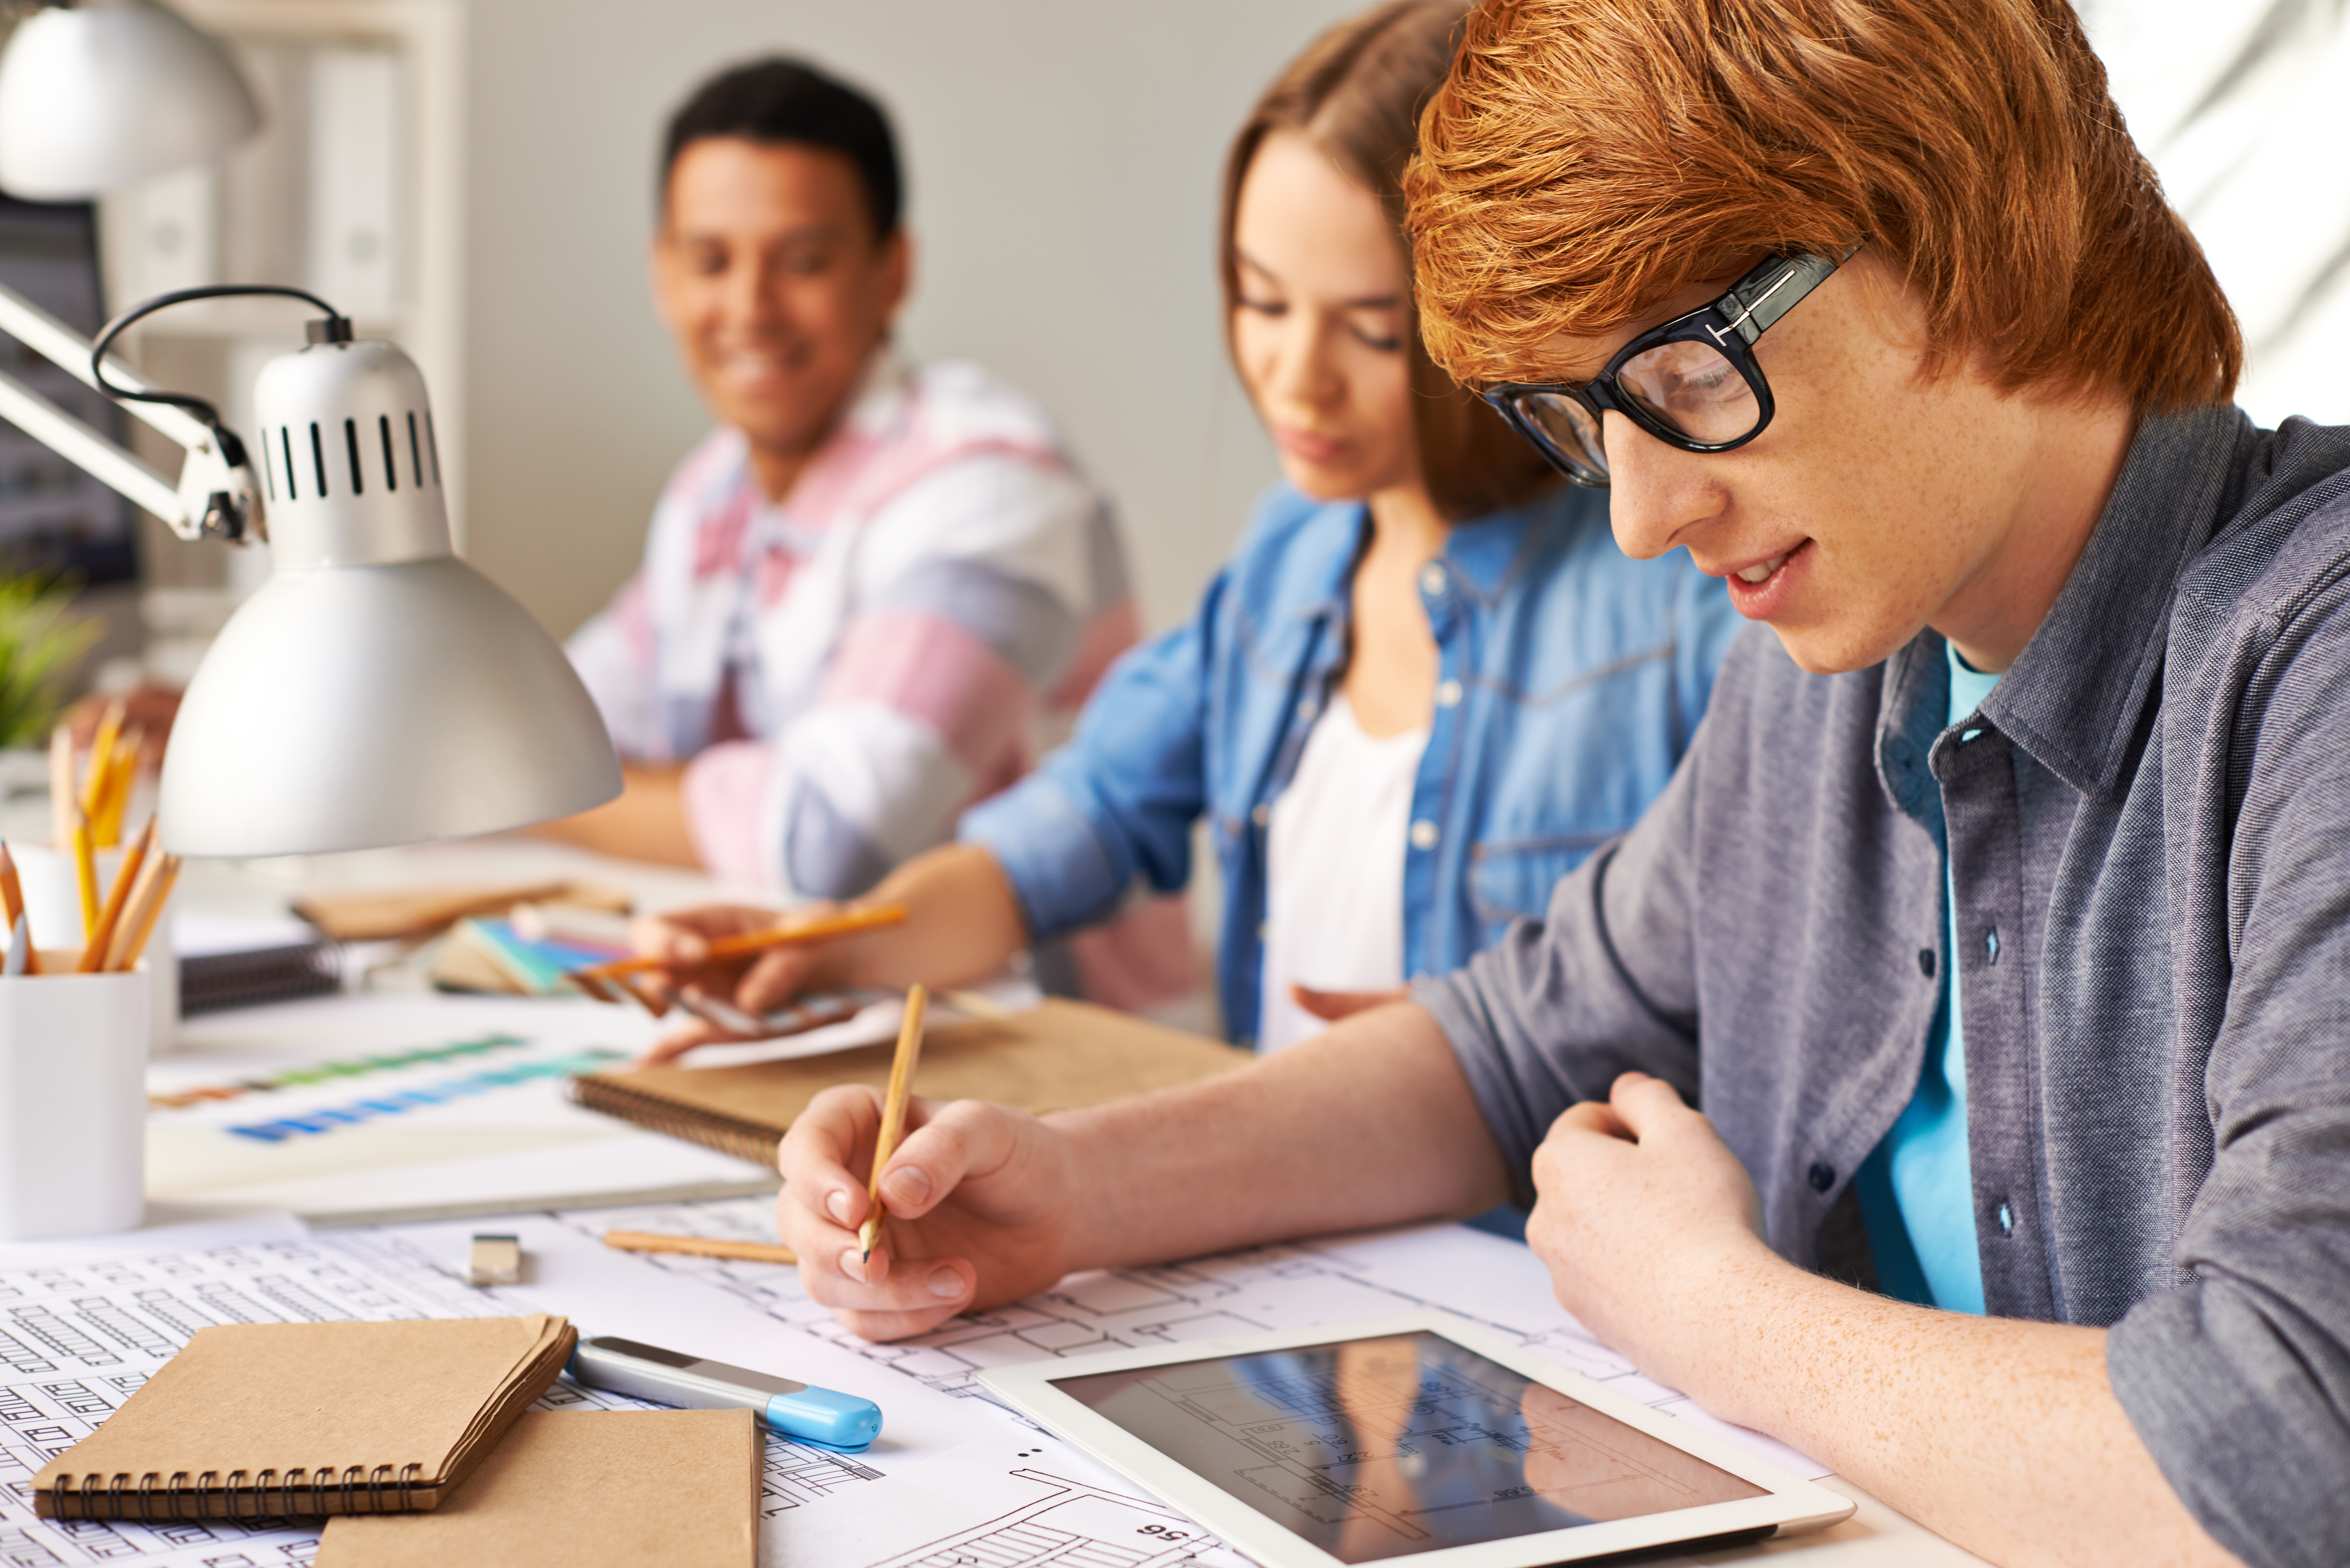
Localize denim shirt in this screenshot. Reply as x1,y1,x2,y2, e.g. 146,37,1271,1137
961,481,1739,1044
1420,409,2350,1568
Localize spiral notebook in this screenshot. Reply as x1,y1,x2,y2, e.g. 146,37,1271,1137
315,1408,759,1565
34,1315,576,1520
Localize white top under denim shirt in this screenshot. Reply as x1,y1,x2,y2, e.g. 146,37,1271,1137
1257,691,1428,1052
961,479,1740,1051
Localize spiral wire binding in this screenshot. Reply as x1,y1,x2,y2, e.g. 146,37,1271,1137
51,1459,433,1519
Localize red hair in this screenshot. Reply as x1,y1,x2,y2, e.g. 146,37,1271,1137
1405,0,2240,410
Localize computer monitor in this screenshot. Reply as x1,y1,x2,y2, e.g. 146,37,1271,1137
0,197,138,585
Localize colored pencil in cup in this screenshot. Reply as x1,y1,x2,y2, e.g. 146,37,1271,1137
0,843,34,975
859,984,928,1262
69,807,97,941
79,818,155,974
103,851,178,974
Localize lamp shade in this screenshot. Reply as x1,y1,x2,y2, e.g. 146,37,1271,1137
157,335,621,858
0,0,260,200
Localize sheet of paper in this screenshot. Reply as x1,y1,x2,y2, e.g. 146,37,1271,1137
772,1430,1257,1568
547,1198,1827,1483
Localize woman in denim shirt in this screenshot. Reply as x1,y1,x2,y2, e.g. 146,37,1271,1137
643,0,1738,1053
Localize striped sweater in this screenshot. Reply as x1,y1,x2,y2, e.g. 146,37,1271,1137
568,356,1140,902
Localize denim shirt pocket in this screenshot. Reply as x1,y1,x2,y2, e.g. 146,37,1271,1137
1468,834,1611,940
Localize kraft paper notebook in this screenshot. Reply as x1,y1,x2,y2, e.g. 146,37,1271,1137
571,997,1252,1164
315,1409,758,1567
35,1315,575,1520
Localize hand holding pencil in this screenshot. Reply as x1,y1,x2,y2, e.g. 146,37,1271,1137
583,900,909,1052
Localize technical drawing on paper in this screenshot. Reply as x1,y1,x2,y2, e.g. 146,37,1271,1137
866,1467,1252,1568
552,1197,1645,1402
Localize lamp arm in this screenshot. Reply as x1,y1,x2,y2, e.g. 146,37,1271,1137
0,280,211,450
0,365,185,523
0,279,265,542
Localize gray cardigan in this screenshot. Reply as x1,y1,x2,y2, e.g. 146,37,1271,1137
1419,405,2350,1568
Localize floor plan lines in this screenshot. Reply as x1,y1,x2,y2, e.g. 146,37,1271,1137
865,1470,1249,1568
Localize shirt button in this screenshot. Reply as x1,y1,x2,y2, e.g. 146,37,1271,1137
1257,921,1268,939
1918,948,1936,979
1985,927,2000,964
1995,1201,2014,1236
1250,803,1270,828
1435,679,1463,708
1419,563,1447,595
1296,698,1317,722
1807,1162,1836,1193
1409,820,1438,851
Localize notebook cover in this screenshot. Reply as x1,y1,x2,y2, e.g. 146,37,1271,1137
315,1409,758,1567
570,997,1251,1165
34,1315,576,1519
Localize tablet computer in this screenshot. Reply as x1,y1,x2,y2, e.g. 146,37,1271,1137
979,1311,1854,1567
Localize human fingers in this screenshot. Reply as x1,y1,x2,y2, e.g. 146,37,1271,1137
628,904,782,963
736,943,826,1014
805,1248,976,1343
1551,1098,1635,1142
777,1084,886,1233
1604,1071,1699,1140
1289,984,1411,1022
871,1099,1030,1222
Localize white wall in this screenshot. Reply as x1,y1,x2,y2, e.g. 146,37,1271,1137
461,0,1364,641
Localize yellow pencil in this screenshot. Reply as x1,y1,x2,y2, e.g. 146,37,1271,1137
79,697,126,823
859,984,928,1262
69,808,97,942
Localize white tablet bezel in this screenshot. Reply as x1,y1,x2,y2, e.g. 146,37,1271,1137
978,1310,1854,1568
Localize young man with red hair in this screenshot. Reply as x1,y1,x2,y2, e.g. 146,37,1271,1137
749,2,2345,1560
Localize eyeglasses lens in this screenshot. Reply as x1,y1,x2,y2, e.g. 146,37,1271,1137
1615,340,1760,445
1510,390,1608,480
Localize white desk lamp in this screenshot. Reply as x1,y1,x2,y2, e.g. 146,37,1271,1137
0,2,621,858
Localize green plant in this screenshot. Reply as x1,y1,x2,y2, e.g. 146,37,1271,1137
0,575,98,750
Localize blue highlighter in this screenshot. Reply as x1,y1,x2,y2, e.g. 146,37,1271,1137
569,1335,882,1451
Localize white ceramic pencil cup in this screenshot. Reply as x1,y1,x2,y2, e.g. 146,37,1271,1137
8,841,177,1055
0,966,149,1239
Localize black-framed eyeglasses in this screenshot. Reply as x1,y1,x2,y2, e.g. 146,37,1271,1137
1481,251,1844,489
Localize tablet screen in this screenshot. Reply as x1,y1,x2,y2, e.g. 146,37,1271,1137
1049,1330,1765,1564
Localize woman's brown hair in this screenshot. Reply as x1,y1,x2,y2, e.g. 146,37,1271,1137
1221,0,1555,521
1405,0,2240,413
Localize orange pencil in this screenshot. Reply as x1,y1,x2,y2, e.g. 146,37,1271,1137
565,902,907,985
0,843,31,975
859,984,928,1261
80,818,155,973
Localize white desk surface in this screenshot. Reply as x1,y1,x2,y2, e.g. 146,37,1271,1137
30,828,1986,1566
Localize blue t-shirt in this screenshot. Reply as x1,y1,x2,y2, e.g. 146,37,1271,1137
1852,641,2000,1312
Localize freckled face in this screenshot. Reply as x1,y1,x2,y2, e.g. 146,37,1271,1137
1230,131,1422,504
1537,253,2046,675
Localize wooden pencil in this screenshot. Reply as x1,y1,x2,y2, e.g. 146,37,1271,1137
602,1229,798,1265
859,983,928,1261
78,698,126,823
565,902,907,983
78,818,154,973
0,843,33,975
68,808,97,941
104,852,178,973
